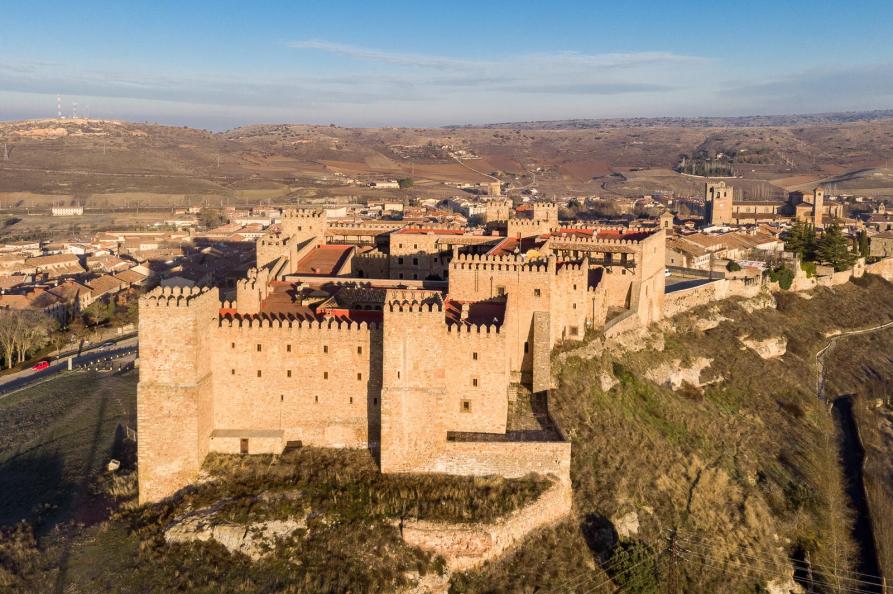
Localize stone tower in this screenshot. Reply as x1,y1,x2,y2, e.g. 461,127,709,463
137,286,219,503
705,181,733,226
378,290,447,473
813,187,825,228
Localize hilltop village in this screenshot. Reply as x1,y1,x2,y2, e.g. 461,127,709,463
0,177,892,505
135,179,893,506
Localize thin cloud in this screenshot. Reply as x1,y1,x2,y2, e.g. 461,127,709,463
286,39,708,72
286,40,478,70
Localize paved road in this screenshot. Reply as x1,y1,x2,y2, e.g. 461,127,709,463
0,335,139,397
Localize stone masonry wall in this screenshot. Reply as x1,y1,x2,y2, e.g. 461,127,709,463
400,478,572,572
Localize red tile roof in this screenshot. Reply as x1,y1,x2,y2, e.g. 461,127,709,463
294,245,353,276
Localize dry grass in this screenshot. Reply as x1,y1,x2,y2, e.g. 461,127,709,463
454,276,893,592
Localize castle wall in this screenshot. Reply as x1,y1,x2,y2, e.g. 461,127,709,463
389,233,451,280
442,326,510,434
211,320,380,449
400,478,572,572
448,257,553,378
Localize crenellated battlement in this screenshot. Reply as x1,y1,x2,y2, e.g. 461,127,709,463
446,322,502,335
450,252,553,273
385,289,444,313
281,208,325,219
141,285,214,308
217,313,378,332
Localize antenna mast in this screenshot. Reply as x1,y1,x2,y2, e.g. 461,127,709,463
57,95,63,119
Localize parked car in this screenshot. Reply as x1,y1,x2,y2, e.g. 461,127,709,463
31,361,50,371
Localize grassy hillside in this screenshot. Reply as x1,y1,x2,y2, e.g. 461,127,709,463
453,275,893,593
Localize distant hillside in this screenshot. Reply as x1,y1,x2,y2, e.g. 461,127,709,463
462,109,893,130
2,114,893,205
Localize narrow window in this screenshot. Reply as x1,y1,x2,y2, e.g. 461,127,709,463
461,400,471,413
231,342,235,349
472,378,478,387
373,397,378,405
497,286,506,296
257,344,262,352
231,369,235,375
357,372,362,380
398,257,404,265
287,344,292,353
573,284,577,290
524,342,529,354
240,438,249,454
397,371,401,379
257,370,262,378
280,394,284,402
324,371,329,380
573,303,577,309
315,395,319,403
473,352,478,360
534,288,541,297
287,370,292,378
357,346,362,355
412,257,418,265
323,345,328,354
349,396,354,404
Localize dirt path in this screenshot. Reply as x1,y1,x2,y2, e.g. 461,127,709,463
814,320,893,593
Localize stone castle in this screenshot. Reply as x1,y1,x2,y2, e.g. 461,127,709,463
137,203,666,503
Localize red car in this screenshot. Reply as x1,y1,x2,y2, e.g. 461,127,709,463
30,361,50,371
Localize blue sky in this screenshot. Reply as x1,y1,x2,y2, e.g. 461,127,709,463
2,0,893,129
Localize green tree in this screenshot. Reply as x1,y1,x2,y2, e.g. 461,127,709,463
857,229,870,258
816,224,856,272
198,209,227,229
785,221,817,261
726,260,741,272
397,178,414,189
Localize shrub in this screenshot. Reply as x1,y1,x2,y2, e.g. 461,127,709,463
768,265,794,290
800,260,817,278
726,260,741,272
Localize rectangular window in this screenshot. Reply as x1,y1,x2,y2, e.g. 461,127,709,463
497,286,506,296
257,370,262,378
231,369,235,375
534,288,541,297
240,438,249,454
472,352,478,360
323,345,328,354
257,344,262,352
524,342,529,354
461,400,471,413
472,378,478,387
412,257,419,265
324,371,329,380
287,344,291,353
357,372,362,380
287,370,292,378
398,257,404,265
350,396,354,404
357,346,362,354
231,342,235,349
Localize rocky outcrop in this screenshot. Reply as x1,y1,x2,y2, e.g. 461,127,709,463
645,357,713,390
739,335,787,359
164,503,308,560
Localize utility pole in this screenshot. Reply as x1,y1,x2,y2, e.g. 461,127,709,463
2,143,8,161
